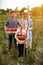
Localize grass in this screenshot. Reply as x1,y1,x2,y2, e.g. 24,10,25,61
0,14,43,65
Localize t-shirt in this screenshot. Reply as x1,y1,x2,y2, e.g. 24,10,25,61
5,18,20,28
17,28,26,35
24,20,28,30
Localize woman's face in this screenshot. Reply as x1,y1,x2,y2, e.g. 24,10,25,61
22,13,29,20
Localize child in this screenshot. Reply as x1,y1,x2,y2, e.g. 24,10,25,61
15,22,29,57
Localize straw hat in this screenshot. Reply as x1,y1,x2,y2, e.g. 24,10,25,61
22,10,28,15
24,10,28,13
9,10,16,14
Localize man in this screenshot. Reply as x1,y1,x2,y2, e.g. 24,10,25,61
22,10,33,49
4,11,20,50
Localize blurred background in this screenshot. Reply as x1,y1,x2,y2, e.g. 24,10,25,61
0,0,43,65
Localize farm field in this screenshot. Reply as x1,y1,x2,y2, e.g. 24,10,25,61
0,14,43,65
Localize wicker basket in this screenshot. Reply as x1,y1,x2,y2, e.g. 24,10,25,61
17,35,27,40
6,28,17,31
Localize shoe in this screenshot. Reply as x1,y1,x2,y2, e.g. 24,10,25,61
18,57,23,62
17,61,20,65
8,51,10,55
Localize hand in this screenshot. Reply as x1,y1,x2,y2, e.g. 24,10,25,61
28,28,31,30
28,27,33,31
18,40,25,43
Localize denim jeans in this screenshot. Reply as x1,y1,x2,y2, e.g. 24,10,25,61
8,34,17,49
29,31,32,48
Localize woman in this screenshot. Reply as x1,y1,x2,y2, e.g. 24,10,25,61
22,10,33,49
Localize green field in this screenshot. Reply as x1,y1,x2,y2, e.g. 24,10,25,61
0,14,43,65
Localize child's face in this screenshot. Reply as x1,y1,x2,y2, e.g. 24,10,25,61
21,22,25,29
22,13,29,20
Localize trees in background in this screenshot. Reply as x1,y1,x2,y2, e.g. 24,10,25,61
31,4,43,16
0,4,43,16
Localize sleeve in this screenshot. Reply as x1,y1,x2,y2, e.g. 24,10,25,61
29,19,33,27
26,31,29,40
17,19,21,26
5,19,9,26
27,19,33,28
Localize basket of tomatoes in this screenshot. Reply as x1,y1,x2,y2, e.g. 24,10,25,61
17,34,27,41
6,28,17,32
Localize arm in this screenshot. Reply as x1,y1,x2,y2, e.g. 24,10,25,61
4,26,7,32
4,19,9,32
17,19,21,27
29,26,33,31
28,19,33,31
15,33,20,42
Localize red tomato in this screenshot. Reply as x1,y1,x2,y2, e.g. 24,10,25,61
17,35,26,40
9,28,12,31
6,28,17,32
12,28,17,31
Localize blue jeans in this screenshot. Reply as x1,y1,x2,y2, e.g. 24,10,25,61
8,34,17,49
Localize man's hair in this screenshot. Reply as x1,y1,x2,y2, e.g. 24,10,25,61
9,10,16,14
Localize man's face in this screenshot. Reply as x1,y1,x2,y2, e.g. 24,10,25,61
10,12,17,18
